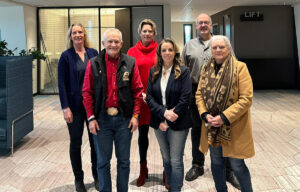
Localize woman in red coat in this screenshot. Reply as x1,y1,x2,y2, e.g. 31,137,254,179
127,19,159,187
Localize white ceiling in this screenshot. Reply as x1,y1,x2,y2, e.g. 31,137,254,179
3,0,300,21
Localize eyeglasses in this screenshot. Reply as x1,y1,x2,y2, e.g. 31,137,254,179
197,21,210,25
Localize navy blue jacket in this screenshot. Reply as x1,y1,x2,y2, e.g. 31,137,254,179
58,47,98,113
146,65,192,130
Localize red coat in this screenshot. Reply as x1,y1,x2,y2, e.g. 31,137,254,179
127,40,158,126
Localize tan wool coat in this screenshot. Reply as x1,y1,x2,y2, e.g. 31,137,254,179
195,57,255,159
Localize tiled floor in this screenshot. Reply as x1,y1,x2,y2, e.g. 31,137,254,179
0,90,299,192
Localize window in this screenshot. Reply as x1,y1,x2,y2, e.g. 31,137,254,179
183,24,193,44
39,9,68,94
212,24,219,35
223,15,231,40
70,8,99,51
38,6,162,94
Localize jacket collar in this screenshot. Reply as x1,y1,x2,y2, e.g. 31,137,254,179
198,34,213,50
96,49,126,70
156,65,175,107
165,65,175,104
69,46,93,61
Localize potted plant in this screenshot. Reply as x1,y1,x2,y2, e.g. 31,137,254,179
0,40,17,56
0,40,46,60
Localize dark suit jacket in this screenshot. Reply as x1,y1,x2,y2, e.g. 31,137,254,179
146,65,192,130
58,47,98,113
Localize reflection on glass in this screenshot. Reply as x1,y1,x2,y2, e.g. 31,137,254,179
223,15,231,40
184,24,193,44
212,24,219,35
70,8,99,52
39,9,68,94
100,8,127,50
38,7,132,94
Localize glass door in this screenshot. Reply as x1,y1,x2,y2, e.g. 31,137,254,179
39,9,68,94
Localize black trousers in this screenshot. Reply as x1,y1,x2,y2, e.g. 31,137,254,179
138,124,150,163
67,104,98,181
190,84,233,171
190,84,205,166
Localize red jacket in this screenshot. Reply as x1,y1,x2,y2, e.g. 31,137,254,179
127,40,158,126
82,50,143,119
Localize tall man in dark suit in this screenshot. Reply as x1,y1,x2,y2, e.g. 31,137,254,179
82,28,144,192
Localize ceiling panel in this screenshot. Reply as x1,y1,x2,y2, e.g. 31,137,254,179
8,0,300,21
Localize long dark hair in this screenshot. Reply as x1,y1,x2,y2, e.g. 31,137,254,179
152,38,182,82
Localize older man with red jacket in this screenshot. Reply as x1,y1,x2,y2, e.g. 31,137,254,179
82,28,143,192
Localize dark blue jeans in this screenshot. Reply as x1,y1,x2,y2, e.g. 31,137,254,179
154,128,189,192
209,146,253,192
93,113,132,192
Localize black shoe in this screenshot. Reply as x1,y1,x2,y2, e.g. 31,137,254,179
226,171,241,190
94,179,99,191
185,165,204,181
75,180,87,192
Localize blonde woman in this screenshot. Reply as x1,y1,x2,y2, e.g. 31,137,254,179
127,19,158,186
58,23,98,192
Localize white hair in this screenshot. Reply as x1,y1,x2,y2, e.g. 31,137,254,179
196,13,212,25
211,35,236,56
211,35,232,48
102,28,123,43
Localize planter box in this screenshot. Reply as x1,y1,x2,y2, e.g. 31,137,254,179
0,56,33,154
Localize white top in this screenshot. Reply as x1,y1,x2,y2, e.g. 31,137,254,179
160,66,173,106
203,39,210,47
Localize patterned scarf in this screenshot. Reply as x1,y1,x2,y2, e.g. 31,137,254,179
200,55,237,146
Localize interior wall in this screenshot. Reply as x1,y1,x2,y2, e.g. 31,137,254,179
211,5,298,89
164,4,171,39
171,21,196,53
211,6,295,58
131,6,164,46
0,1,37,94
211,8,235,50
233,6,294,59
23,5,37,51
0,6,27,51
23,5,37,94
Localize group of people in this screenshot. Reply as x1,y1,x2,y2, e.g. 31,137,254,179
58,13,255,192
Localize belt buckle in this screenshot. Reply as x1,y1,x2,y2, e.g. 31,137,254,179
107,107,118,116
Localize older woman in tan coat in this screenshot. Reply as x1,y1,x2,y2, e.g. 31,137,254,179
196,35,254,192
